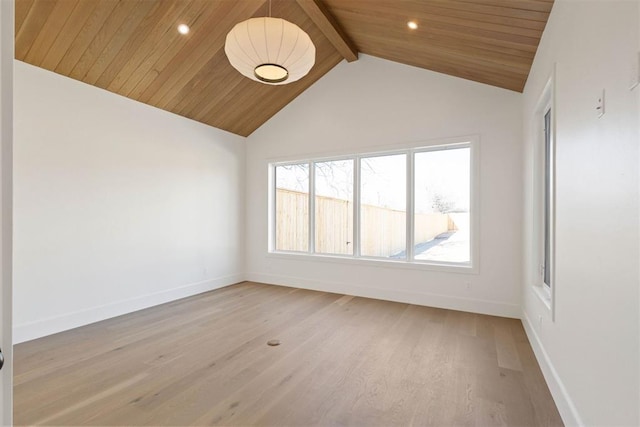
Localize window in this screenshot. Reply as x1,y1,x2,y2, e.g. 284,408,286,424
532,70,555,317
414,147,470,264
543,108,553,289
270,139,476,270
274,163,309,252
360,154,406,258
315,160,354,255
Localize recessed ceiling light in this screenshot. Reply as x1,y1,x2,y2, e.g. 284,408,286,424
177,24,190,35
407,21,418,30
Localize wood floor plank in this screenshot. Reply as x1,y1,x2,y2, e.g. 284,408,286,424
253,298,409,426
494,318,524,371
14,282,563,426
16,286,330,424
14,283,269,386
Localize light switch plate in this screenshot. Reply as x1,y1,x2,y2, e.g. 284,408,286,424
631,51,640,91
596,90,605,118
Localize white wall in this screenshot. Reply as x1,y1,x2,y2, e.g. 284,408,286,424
522,1,640,425
246,54,523,318
13,61,246,343
0,1,13,424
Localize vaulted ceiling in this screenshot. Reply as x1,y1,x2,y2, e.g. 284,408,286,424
15,0,553,136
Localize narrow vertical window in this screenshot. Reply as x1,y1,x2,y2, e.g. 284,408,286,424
314,159,354,255
275,163,309,252
360,154,407,258
414,147,471,264
543,108,552,288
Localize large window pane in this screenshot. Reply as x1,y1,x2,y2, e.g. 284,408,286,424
275,163,309,252
360,154,406,258
543,109,552,288
414,147,470,263
315,160,354,255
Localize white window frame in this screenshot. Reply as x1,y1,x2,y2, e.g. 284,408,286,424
532,68,556,319
268,136,480,274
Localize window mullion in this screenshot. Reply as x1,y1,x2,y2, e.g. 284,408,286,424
406,151,415,261
269,165,276,252
354,156,361,258
309,161,315,254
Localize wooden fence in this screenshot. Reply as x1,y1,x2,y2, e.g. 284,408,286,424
275,189,454,256
315,194,353,254
275,189,309,252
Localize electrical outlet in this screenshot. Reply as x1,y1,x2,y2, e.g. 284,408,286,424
538,315,543,327
465,281,471,291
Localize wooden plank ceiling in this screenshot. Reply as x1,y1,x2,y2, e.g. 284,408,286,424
322,0,553,92
15,0,553,137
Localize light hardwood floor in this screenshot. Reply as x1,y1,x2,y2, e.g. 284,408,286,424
14,282,563,426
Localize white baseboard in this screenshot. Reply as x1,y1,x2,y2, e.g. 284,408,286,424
13,274,244,344
521,311,583,426
246,272,520,318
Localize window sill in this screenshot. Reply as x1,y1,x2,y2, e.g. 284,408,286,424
266,251,478,275
532,284,552,312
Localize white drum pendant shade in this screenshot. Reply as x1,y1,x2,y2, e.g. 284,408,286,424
225,17,316,85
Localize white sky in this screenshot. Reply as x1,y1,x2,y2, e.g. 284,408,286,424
415,148,470,213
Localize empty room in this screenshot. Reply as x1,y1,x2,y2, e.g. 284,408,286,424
0,0,638,425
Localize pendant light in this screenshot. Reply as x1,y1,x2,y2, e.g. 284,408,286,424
224,1,316,85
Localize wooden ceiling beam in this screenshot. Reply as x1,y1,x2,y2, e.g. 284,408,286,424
295,0,359,62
